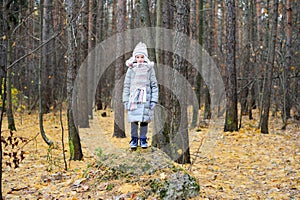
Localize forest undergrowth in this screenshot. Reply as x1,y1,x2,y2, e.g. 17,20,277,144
1,108,299,199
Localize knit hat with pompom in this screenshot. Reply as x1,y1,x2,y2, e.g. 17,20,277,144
133,42,148,58
125,42,154,67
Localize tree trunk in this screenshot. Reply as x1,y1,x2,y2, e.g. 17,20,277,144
260,0,279,134
202,0,212,120
155,0,162,64
78,1,89,128
190,0,198,128
170,0,190,164
39,0,54,146
42,0,54,113
1,1,9,197
240,0,253,127
138,0,155,60
65,0,83,160
95,0,105,110
224,0,238,132
152,0,173,152
281,0,292,129
113,0,126,138
87,0,97,119
6,39,16,131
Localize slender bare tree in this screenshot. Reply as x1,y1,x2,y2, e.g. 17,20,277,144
65,0,83,160
39,0,54,146
224,0,238,132
78,1,89,128
260,0,279,134
113,0,126,138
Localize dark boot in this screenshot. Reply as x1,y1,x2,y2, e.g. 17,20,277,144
130,137,138,149
140,138,148,148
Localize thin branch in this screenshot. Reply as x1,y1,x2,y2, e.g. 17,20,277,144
7,29,63,70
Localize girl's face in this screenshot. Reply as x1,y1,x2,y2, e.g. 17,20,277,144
135,54,145,63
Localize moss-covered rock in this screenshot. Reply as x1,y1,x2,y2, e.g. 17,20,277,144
95,147,200,199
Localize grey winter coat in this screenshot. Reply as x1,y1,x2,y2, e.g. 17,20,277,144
122,64,158,123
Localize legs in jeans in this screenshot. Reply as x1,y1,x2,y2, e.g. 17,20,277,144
131,122,139,138
140,122,148,138
130,122,139,148
140,122,148,148
130,122,148,148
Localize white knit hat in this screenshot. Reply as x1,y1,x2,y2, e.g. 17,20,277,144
133,42,148,58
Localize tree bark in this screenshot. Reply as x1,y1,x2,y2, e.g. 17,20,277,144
202,0,212,120
78,1,89,128
224,0,238,132
260,0,279,134
281,0,292,129
171,0,190,164
39,0,54,146
6,39,16,131
42,0,54,113
138,0,155,60
113,0,126,138
152,0,173,152
240,0,253,127
87,0,97,119
1,1,9,197
65,0,83,160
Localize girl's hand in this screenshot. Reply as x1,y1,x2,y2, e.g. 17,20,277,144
150,102,156,110
124,102,129,110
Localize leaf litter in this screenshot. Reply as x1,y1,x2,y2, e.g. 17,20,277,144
1,110,299,199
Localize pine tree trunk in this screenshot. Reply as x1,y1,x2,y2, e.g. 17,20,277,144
1,2,9,197
139,0,155,60
152,0,173,153
78,1,89,128
240,0,252,126
260,0,279,134
171,0,190,164
39,0,54,146
87,0,97,119
95,0,105,110
42,0,54,113
65,0,83,160
113,0,126,138
282,0,292,129
203,0,212,120
152,0,173,150
6,39,16,131
190,0,198,128
224,0,238,132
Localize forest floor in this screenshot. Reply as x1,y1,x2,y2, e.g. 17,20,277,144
1,108,300,199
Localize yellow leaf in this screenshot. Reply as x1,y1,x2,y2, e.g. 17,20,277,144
290,66,295,70
118,183,141,194
177,149,182,155
263,8,268,14
2,35,6,40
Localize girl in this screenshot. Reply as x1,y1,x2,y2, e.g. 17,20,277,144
123,42,158,149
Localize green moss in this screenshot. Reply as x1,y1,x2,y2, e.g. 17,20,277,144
106,183,114,191
69,139,74,158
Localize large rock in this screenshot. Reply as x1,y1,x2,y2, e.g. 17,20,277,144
96,147,200,199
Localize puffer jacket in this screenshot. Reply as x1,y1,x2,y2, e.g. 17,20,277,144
122,63,158,123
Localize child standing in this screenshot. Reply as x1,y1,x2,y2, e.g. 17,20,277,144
123,42,159,149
